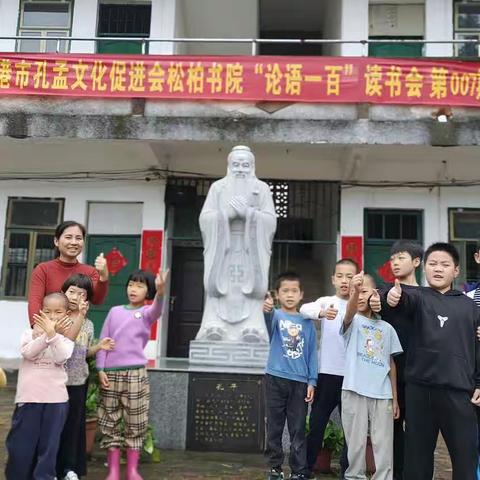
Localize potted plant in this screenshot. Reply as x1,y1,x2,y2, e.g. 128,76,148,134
85,357,100,457
313,420,344,474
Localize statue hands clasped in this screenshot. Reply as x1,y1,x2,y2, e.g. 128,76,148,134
228,195,250,219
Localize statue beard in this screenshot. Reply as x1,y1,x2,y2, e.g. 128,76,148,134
229,174,254,197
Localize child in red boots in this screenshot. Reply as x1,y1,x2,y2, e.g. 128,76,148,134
96,268,168,480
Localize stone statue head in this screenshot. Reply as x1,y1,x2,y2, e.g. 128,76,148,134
227,146,255,179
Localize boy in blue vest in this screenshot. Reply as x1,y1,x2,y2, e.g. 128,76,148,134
263,271,318,480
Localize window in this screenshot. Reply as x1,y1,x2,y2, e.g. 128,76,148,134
17,0,73,53
449,208,480,286
97,3,151,54
1,198,64,298
454,1,480,57
449,208,480,240
365,210,421,242
364,209,423,287
368,3,425,57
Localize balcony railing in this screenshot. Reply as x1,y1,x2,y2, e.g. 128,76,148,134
2,35,480,57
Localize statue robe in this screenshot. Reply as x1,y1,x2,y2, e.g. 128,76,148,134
197,176,276,340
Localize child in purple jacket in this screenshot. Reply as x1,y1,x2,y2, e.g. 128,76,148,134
97,268,168,480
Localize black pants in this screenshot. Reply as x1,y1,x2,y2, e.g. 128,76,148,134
393,380,406,480
404,383,478,480
5,402,68,480
265,374,308,475
306,374,348,476
57,384,88,478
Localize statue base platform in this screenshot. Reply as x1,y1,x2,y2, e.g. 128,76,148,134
189,340,269,368
148,358,265,452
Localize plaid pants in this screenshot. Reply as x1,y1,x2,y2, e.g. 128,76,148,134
98,367,150,450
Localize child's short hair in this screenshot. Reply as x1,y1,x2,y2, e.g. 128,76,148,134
126,269,156,300
274,271,303,291
390,240,424,262
424,242,460,267
61,274,94,301
363,273,377,289
43,292,69,310
334,258,359,274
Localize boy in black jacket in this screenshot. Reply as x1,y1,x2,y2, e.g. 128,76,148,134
380,242,480,480
370,240,423,480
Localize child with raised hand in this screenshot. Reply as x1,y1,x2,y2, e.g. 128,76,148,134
5,292,74,480
97,268,169,480
369,240,423,480
263,271,318,480
342,272,402,480
56,273,115,480
300,258,359,476
381,243,480,480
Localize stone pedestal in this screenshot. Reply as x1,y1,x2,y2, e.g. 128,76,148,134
148,359,265,453
189,340,269,368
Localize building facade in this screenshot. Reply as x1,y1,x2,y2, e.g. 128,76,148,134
0,0,479,363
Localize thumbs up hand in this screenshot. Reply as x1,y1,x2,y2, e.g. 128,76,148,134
370,289,382,313
324,304,339,321
387,279,402,307
155,268,170,296
351,271,365,292
263,292,274,313
95,252,109,281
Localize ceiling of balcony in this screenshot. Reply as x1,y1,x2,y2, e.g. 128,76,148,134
0,138,478,185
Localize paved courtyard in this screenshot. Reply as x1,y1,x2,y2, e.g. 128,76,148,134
0,371,453,479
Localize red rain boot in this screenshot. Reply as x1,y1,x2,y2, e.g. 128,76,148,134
105,447,121,480
126,448,143,480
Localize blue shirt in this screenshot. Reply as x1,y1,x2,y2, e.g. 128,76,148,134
342,313,403,399
265,309,318,386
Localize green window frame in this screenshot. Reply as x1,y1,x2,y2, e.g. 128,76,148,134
449,207,480,285
1,197,64,299
16,0,74,53
364,209,423,244
454,0,480,58
96,2,151,54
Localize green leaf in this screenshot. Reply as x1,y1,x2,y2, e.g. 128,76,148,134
151,448,162,463
144,437,154,455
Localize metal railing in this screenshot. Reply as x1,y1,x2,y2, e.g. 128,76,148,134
1,35,480,56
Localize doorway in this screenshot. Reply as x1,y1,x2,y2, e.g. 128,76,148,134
86,235,141,335
165,178,339,358
167,243,204,358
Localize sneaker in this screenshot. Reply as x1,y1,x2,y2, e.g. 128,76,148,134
288,474,308,480
63,472,79,480
267,467,284,479
304,472,316,480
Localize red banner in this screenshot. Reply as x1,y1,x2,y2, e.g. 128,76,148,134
140,230,163,341
140,230,163,274
341,236,363,271
2,53,480,107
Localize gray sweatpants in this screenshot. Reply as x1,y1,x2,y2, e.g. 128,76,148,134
341,390,394,480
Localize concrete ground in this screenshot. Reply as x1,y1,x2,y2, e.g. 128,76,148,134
0,371,453,480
